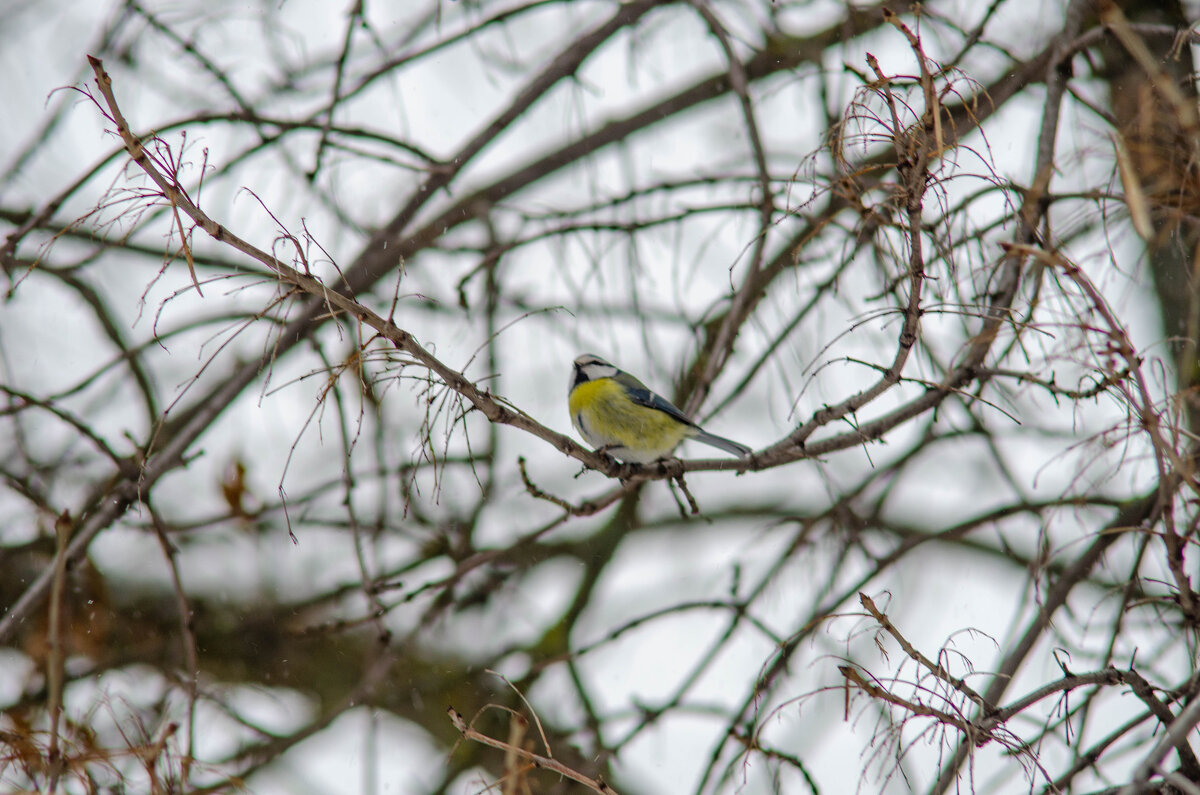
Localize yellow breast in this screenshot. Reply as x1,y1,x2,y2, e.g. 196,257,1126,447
569,378,695,462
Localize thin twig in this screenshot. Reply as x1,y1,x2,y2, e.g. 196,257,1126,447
448,707,619,795
859,593,992,714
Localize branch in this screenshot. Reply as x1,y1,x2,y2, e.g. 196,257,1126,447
447,707,619,795
859,593,992,714
1122,690,1200,792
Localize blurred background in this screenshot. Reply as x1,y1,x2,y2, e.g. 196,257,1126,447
2,0,1200,792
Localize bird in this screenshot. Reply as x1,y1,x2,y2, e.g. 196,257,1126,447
568,353,751,463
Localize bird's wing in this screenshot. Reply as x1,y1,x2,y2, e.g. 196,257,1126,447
614,372,697,427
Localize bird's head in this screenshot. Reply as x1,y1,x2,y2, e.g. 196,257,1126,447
572,353,619,388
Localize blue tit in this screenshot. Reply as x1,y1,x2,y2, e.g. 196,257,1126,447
568,353,751,463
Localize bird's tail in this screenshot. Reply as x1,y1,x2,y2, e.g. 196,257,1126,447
693,430,751,458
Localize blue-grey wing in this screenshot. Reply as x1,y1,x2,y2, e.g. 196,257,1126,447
614,371,697,427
